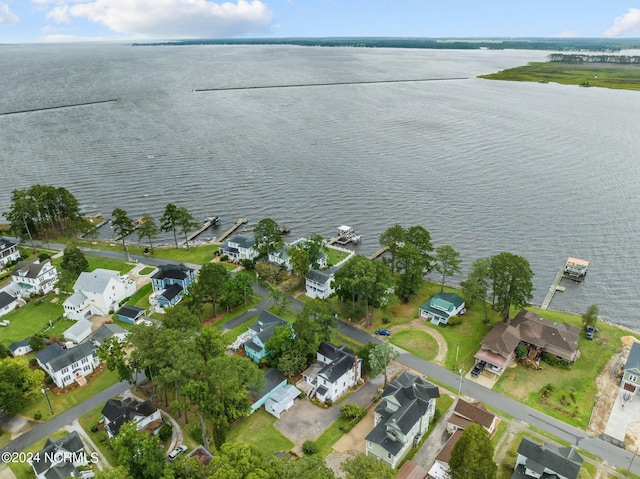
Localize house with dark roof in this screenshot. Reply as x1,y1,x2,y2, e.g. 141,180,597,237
0,238,20,268
0,291,18,318
365,372,440,468
621,341,640,395
36,342,99,388
305,269,335,299
419,292,466,326
221,235,259,262
101,396,163,437
151,264,195,310
29,431,89,479
116,305,146,324
86,323,129,347
303,341,362,404
63,269,136,321
512,437,583,479
9,338,32,356
11,258,58,296
474,309,580,376
243,311,289,363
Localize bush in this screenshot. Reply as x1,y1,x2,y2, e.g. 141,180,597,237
447,316,462,326
90,424,99,433
220,255,230,262
540,352,573,370
158,423,172,441
38,252,52,262
189,423,203,443
515,344,528,359
239,258,255,270
34,412,42,421
302,440,318,455
325,399,333,407
29,358,38,367
340,404,367,420
44,375,54,385
433,408,442,423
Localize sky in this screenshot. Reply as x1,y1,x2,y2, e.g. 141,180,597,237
0,0,639,44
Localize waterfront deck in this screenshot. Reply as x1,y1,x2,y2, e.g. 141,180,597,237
328,225,360,246
369,245,389,260
541,267,565,310
214,218,248,244
184,216,220,244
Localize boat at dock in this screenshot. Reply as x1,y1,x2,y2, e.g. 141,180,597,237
563,257,589,282
328,225,361,246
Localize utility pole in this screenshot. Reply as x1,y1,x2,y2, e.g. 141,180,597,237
41,387,53,415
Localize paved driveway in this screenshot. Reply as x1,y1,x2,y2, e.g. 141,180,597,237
605,389,640,443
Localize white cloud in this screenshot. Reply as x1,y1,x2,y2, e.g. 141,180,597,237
553,30,578,38
0,2,19,24
604,8,640,37
45,0,273,38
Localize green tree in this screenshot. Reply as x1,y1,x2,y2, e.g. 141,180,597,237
254,218,284,259
435,245,462,293
176,206,199,251
94,466,133,479
268,284,291,314
162,304,202,333
449,423,497,479
275,454,336,479
305,233,328,268
160,203,181,249
489,252,535,321
582,304,599,329
341,454,396,479
356,342,376,376
395,242,427,300
369,342,399,387
169,454,205,479
28,334,47,352
194,327,226,363
195,262,230,317
0,357,44,414
111,421,167,479
379,224,406,273
206,441,270,479
0,344,9,359
299,298,335,341
461,258,491,323
255,262,281,284
111,207,135,250
97,336,134,384
61,244,89,275
289,245,310,280
137,213,158,252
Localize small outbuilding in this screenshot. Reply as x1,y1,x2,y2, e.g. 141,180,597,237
117,305,145,324
9,338,33,357
63,318,93,344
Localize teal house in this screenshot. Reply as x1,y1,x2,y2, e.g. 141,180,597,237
244,311,289,363
419,292,466,326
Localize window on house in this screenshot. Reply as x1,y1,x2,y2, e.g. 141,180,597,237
82,358,89,364
387,452,392,460
84,366,91,371
630,374,638,382
62,367,68,374
63,375,71,383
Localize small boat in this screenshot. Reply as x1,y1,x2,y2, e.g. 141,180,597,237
563,257,589,282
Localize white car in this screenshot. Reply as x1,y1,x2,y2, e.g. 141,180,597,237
168,444,188,461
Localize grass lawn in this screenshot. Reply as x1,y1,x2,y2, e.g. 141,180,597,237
138,266,155,275
390,330,438,361
315,415,349,458
78,404,116,467
0,294,65,347
227,410,294,457
326,246,351,267
124,282,153,311
21,367,120,420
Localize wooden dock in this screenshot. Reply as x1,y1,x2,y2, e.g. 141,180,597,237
113,219,142,242
369,246,389,260
183,217,220,244
541,267,565,310
214,218,248,244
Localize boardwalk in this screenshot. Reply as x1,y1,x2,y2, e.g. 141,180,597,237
368,245,388,260
541,267,565,310
214,218,248,244
183,217,219,244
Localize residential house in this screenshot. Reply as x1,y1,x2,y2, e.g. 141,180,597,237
0,291,18,318
9,338,32,356
63,269,136,321
36,342,99,388
243,311,289,363
474,309,580,376
429,399,498,479
150,264,195,310
305,269,335,299
63,318,93,344
101,396,163,437
0,238,20,268
250,368,287,414
116,305,146,324
512,437,583,479
29,431,89,479
366,372,440,468
221,235,259,262
419,293,466,326
86,323,129,347
250,368,301,418
306,341,362,404
11,259,58,296
268,237,327,272
621,341,640,395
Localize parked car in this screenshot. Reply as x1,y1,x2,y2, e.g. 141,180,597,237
375,329,391,336
471,361,486,377
80,471,95,479
168,444,188,461
585,325,595,340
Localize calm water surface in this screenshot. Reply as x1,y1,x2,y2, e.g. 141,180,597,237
1,44,638,328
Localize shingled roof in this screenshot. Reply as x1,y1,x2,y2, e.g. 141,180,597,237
515,438,583,479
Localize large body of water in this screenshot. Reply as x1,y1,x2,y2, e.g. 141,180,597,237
1,44,639,328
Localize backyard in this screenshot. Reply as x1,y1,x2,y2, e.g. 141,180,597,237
0,294,66,347
226,410,294,457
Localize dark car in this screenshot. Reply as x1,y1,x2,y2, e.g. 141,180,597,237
471,361,486,377
585,325,595,340
375,329,391,336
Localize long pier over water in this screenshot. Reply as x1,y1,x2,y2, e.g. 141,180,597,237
541,267,565,310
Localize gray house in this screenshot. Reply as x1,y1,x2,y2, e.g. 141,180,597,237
30,431,89,479
365,372,440,468
36,342,99,388
621,341,640,395
512,437,583,479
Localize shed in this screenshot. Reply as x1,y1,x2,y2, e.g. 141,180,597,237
117,305,145,325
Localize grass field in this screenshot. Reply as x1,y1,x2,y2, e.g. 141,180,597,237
75,240,220,265
479,61,640,91
390,330,438,361
0,295,65,347
226,409,294,457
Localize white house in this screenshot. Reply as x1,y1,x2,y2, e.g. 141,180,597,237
86,323,129,347
63,268,136,321
366,372,440,468
305,269,335,299
101,397,163,437
220,235,259,262
0,238,20,268
11,259,58,296
419,292,466,326
513,438,583,479
36,342,99,388
305,341,362,404
0,291,18,318
9,338,32,356
268,237,328,272
30,431,89,479
63,318,93,344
